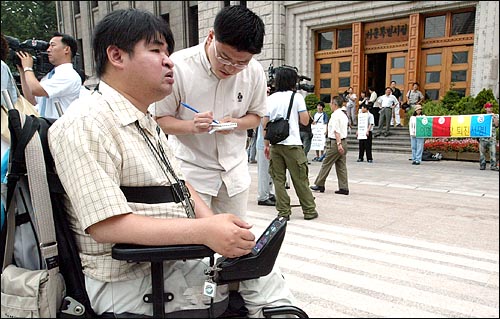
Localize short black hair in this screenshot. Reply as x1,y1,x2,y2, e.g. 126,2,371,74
274,66,297,92
53,32,78,58
92,9,174,78
213,5,264,54
317,101,325,108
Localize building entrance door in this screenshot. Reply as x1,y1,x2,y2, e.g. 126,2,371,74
365,53,386,97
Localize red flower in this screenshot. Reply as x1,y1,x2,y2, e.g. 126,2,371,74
424,138,480,153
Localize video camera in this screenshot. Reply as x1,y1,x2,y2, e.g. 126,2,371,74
5,35,53,79
267,63,315,94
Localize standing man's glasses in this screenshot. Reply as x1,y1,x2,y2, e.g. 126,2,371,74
213,41,249,70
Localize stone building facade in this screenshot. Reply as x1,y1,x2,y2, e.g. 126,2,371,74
56,1,499,101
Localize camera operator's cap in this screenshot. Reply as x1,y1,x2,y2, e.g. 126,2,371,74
484,102,493,109
415,105,422,112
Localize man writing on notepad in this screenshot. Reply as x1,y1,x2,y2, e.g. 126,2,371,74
151,5,267,219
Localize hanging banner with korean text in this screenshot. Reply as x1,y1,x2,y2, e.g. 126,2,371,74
415,114,493,138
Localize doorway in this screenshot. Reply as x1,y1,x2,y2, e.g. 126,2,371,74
365,53,387,96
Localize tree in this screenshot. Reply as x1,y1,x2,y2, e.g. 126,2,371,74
1,1,57,42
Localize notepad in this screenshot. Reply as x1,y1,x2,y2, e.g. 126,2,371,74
208,122,238,134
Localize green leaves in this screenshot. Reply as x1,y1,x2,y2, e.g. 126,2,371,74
1,1,56,43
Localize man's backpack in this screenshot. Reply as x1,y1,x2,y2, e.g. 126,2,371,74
0,109,95,318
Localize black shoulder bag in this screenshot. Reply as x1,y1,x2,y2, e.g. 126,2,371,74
264,92,295,145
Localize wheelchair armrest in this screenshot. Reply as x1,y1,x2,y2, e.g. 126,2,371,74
112,244,215,263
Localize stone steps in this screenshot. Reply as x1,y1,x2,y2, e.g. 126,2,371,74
346,126,411,154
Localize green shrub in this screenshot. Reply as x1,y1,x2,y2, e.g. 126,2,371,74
474,88,498,113
441,90,461,112
304,94,319,112
451,96,477,115
305,93,333,118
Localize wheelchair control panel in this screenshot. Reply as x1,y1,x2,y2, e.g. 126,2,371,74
213,216,287,284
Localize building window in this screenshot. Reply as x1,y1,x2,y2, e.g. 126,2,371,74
339,77,350,87
224,0,231,7
451,70,467,82
73,1,80,15
77,39,84,71
318,27,352,51
452,52,468,64
160,13,170,26
426,53,442,66
318,32,333,51
320,64,331,73
188,3,198,47
391,57,405,69
339,61,350,72
320,79,331,89
320,94,331,103
425,72,440,83
337,28,352,49
91,1,98,9
425,89,440,100
391,74,404,84
424,15,446,38
452,89,466,97
452,12,475,35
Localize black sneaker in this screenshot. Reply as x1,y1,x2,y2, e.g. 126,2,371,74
334,189,349,195
310,185,325,193
258,198,276,206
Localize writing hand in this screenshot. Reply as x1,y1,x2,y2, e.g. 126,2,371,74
192,112,215,133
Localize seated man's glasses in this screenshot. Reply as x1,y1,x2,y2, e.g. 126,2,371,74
213,41,249,70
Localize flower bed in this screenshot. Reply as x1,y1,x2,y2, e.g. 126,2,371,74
424,138,480,153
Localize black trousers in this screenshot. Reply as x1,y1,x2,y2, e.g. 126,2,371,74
370,107,380,126
358,131,373,161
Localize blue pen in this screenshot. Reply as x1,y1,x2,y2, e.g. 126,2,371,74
180,102,219,124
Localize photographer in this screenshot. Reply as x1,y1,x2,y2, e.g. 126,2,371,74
16,32,80,118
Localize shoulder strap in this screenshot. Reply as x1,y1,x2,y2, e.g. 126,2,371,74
285,92,296,120
3,112,59,272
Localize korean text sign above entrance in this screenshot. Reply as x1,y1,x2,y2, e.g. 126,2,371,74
416,114,493,138
364,18,409,45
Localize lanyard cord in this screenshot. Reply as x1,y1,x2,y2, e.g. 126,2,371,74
134,121,195,218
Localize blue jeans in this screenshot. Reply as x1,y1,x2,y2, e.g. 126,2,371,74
411,136,424,162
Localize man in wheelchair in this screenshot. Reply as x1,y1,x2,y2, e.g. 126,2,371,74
48,8,300,318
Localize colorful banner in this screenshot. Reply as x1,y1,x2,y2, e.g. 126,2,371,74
416,114,493,138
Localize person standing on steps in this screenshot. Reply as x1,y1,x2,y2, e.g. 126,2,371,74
374,87,399,138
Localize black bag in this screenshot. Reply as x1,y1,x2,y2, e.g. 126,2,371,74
1,110,96,318
264,92,295,145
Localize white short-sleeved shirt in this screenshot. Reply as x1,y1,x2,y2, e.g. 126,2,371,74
313,111,327,124
328,108,349,139
379,94,399,108
36,63,81,118
265,91,307,146
150,39,267,197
